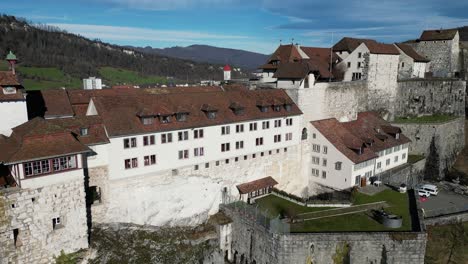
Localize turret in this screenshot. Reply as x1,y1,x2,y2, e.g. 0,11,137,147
6,51,17,75
223,64,231,81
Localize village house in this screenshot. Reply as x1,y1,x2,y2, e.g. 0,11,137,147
408,28,460,77
309,112,410,190
258,44,339,88
394,43,430,79
333,37,401,81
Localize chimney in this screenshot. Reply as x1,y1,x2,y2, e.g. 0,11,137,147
6,51,17,75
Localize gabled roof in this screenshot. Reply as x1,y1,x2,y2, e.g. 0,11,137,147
236,176,278,194
267,44,304,64
333,37,399,55
419,29,458,41
91,89,301,137
273,59,333,79
311,112,411,164
395,43,430,62
0,71,24,101
41,89,75,118
0,117,94,164
0,71,21,86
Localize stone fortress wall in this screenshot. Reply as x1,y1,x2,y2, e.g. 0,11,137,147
0,179,88,264
219,202,427,264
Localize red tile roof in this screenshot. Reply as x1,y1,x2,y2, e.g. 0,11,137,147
419,29,458,41
236,176,278,194
0,71,24,101
41,89,74,118
0,121,89,164
395,43,430,62
264,45,337,79
91,88,302,137
311,112,411,164
333,37,400,55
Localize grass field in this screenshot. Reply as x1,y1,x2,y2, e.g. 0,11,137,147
425,221,468,264
254,195,330,218
255,190,412,233
99,67,166,86
1,63,167,90
393,115,458,124
408,154,425,164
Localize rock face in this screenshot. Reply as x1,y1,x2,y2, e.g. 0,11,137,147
0,179,88,264
89,145,304,226
394,117,465,179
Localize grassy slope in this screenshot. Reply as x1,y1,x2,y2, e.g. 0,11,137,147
1,63,168,90
394,114,458,124
255,195,330,218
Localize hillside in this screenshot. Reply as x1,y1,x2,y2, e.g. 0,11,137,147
0,15,241,89
133,44,269,70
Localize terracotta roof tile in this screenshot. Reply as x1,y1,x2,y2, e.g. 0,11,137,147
236,176,278,194
0,71,24,101
311,112,411,164
333,37,400,55
91,89,301,137
40,89,74,118
419,29,458,41
395,43,430,62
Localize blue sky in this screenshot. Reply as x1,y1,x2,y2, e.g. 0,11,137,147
3,0,468,54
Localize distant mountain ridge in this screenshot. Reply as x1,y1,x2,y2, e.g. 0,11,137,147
131,44,270,70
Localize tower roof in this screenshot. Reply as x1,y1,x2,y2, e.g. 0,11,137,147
223,65,231,71
6,51,17,61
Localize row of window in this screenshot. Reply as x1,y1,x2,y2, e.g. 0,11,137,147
312,168,327,179
353,159,375,171
312,144,328,154
379,144,408,157
178,147,206,160
312,156,328,167
221,118,293,135
376,153,406,169
123,118,295,148
192,148,289,171
124,155,157,169
24,156,77,177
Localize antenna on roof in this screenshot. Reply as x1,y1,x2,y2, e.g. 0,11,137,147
279,39,282,46
291,38,294,44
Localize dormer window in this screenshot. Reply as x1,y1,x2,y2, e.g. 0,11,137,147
273,105,281,112
160,115,171,123
396,133,400,140
2,87,16,95
260,106,269,112
80,128,89,136
207,111,217,119
201,104,218,119
284,104,292,112
141,117,154,125
176,112,188,122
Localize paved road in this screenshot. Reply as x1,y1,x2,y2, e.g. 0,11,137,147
420,190,468,217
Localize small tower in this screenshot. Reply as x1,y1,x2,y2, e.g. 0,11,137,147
223,64,231,81
6,51,17,75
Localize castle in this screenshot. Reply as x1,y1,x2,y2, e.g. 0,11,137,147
0,27,467,263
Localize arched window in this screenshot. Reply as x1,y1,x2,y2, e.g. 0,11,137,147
301,128,308,140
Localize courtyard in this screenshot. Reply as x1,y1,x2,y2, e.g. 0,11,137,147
253,189,414,233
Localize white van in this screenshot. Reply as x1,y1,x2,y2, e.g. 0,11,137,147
417,189,430,198
421,184,438,196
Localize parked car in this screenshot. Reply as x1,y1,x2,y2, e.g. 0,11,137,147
420,184,438,196
417,189,430,198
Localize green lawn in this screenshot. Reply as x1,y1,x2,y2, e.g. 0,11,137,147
393,115,458,124
408,154,425,164
254,195,330,218
425,222,468,264
256,190,413,233
15,66,81,90
99,67,166,85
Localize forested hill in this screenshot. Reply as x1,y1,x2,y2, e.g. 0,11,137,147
132,45,269,70
0,15,240,88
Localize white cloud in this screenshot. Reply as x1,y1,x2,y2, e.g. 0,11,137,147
49,23,249,43
102,0,240,10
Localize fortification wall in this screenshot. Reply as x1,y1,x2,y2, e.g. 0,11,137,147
393,117,465,179
0,179,88,264
395,79,466,117
285,81,368,125
90,145,305,227
220,204,426,264
378,158,426,188
409,38,459,77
